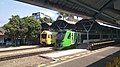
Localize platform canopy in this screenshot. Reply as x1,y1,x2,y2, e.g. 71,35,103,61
16,0,120,27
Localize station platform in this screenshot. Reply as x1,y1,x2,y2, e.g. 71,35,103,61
40,49,88,59
38,45,120,67
0,45,39,52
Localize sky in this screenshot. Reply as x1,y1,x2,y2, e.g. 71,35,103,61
0,0,59,27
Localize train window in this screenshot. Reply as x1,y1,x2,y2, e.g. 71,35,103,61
42,34,47,39
48,35,51,38
68,33,71,39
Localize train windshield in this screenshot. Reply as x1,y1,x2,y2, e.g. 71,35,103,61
57,31,66,40
42,34,47,39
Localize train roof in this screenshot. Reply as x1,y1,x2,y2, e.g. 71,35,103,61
41,30,52,34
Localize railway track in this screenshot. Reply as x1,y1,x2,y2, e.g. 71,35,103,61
0,41,117,62
0,47,54,61
0,46,39,53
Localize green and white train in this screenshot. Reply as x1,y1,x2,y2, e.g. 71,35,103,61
55,30,78,49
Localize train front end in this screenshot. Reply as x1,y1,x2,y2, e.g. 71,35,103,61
55,30,78,49
40,30,52,46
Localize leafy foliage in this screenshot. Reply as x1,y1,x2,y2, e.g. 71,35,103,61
3,15,41,45
40,17,53,23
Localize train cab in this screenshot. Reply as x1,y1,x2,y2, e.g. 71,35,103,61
40,30,52,46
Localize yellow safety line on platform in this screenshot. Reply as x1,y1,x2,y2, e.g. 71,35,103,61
38,46,116,67
38,64,46,67
46,47,115,67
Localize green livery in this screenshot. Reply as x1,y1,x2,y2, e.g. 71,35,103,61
56,30,78,49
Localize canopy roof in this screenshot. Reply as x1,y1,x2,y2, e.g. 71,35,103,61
16,0,120,27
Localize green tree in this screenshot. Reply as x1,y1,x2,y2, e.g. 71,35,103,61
22,16,41,45
3,15,21,46
40,17,53,23
3,15,41,46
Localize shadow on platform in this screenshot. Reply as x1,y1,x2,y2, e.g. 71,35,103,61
87,50,120,67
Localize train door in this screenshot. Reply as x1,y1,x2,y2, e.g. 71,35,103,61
51,34,55,44
71,32,74,44
47,34,52,45
40,33,47,44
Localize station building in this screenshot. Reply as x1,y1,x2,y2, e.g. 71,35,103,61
0,28,5,45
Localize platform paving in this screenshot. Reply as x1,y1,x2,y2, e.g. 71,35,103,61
47,46,120,67
40,49,88,59
0,45,39,52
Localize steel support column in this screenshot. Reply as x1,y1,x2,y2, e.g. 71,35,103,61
81,20,95,44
